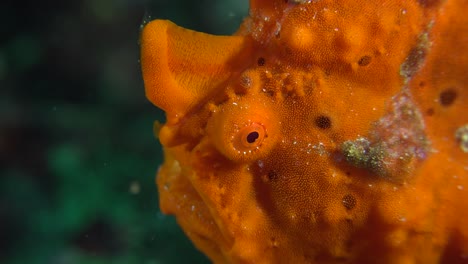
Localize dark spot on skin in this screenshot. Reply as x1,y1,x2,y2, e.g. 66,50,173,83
268,170,279,181
426,108,434,116
257,57,266,66
439,88,457,107
315,115,332,129
342,194,356,210
345,171,351,176
419,81,426,87
358,55,372,66
247,131,259,143
265,90,275,97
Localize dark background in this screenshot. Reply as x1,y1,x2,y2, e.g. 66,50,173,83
1,0,247,263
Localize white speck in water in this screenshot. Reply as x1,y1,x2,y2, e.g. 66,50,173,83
457,185,464,190
129,181,140,195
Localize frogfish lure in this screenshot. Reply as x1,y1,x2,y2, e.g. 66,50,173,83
140,0,468,263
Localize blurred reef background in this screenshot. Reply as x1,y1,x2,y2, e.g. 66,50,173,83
0,0,247,263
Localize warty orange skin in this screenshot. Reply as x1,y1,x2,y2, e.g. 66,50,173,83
141,0,468,263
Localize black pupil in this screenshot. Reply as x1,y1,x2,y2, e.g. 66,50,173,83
246,131,259,144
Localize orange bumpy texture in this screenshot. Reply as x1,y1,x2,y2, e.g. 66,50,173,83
140,0,468,263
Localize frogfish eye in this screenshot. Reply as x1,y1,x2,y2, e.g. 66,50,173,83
246,131,259,143
207,97,279,162
237,123,265,149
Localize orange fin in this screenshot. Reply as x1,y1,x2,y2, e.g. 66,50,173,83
141,20,251,124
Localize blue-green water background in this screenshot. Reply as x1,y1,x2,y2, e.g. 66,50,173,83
1,0,247,263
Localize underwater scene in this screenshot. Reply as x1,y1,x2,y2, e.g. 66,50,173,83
140,0,468,263
1,0,247,263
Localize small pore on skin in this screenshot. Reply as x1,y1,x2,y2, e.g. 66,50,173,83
267,170,279,181
455,125,468,153
257,57,266,66
358,55,372,66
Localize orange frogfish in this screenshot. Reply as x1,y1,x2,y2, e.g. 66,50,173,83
140,0,468,263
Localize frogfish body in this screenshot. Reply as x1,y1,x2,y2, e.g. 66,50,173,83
140,0,468,263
